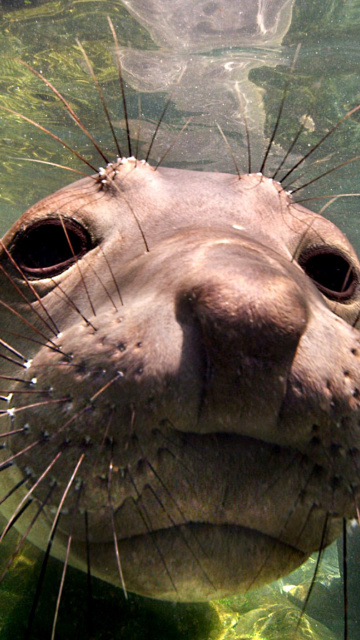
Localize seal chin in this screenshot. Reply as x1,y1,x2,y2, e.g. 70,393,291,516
72,522,310,602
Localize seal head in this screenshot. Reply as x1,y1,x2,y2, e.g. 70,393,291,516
1,160,360,601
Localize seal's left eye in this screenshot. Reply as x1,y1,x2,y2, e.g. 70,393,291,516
299,247,357,301
11,217,92,278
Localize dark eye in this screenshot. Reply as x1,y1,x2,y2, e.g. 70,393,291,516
10,218,93,278
299,248,357,301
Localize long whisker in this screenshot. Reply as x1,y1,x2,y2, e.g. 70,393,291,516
294,513,329,633
145,481,215,589
107,457,127,597
0,338,28,363
48,279,97,331
272,85,319,180
0,258,59,338
0,497,32,538
145,67,186,163
108,16,132,157
342,518,348,640
280,103,360,184
0,427,28,439
0,296,61,353
0,450,63,542
288,155,360,195
0,475,27,506
10,157,88,175
126,467,178,594
155,117,193,170
216,123,241,179
18,59,110,164
50,482,83,640
0,484,55,584
76,38,122,159
0,396,69,418
235,82,251,174
0,106,97,172
260,44,301,174
117,190,149,252
84,510,94,638
99,245,123,306
58,214,96,318
23,456,84,640
0,438,43,471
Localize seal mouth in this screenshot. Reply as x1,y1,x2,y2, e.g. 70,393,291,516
70,521,309,601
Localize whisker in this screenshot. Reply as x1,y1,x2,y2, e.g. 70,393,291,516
108,16,132,157
292,193,360,209
50,482,83,640
216,123,241,179
0,374,37,384
145,67,186,163
0,438,43,471
0,427,28,439
135,95,142,161
0,389,50,397
126,467,178,594
294,513,329,633
0,352,29,370
0,484,54,585
107,457,127,597
0,450,62,542
119,191,149,252
99,245,123,306
84,510,94,638
49,453,85,540
288,155,360,195
58,213,97,318
0,105,97,172
155,117,193,170
0,296,62,353
342,518,348,640
145,482,215,590
85,260,119,312
0,476,27,506
235,82,251,174
0,338,27,363
0,498,32,538
0,396,69,418
18,59,110,165
10,157,88,175
0,257,62,338
76,38,122,159
90,371,123,403
49,278,97,330
272,85,319,180
280,103,360,184
260,43,301,174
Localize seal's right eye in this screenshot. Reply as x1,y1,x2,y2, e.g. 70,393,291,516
298,247,357,302
10,217,92,279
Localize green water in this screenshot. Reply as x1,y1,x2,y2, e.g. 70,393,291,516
1,0,360,638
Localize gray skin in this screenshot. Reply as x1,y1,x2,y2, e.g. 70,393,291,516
1,159,360,601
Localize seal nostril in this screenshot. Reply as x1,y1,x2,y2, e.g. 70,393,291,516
10,217,93,278
298,247,357,301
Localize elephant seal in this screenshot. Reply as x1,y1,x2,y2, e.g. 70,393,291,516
1,154,360,604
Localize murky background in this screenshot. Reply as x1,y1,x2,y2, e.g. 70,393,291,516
0,0,360,638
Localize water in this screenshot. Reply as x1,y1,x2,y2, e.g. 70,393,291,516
1,0,360,637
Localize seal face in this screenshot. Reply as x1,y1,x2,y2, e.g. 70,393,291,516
1,158,360,601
